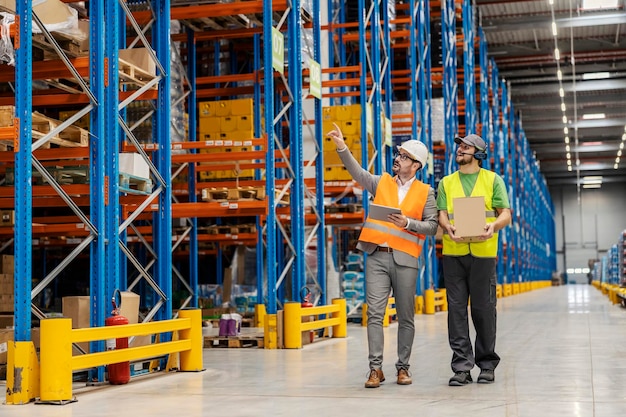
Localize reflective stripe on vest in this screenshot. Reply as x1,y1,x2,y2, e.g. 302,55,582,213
359,173,429,258
442,169,498,258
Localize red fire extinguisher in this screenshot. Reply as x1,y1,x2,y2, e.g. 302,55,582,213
105,290,130,385
300,286,313,308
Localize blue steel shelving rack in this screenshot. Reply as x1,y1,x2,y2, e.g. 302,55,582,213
441,0,557,285
325,0,389,304
398,0,435,293
10,0,173,374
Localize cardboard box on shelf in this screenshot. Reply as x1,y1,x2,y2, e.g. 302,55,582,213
1,255,14,275
452,196,486,242
0,0,73,26
119,48,156,76
119,153,150,179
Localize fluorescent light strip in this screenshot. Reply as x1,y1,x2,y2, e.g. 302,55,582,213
582,113,605,120
582,72,609,80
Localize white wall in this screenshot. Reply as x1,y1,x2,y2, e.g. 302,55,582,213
549,182,626,283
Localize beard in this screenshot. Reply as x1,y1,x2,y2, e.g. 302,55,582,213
392,162,400,173
456,155,471,166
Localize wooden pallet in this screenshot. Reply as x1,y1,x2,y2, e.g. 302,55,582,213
204,224,257,235
32,33,86,60
119,173,153,194
201,186,266,202
119,59,157,89
0,108,89,148
204,333,264,349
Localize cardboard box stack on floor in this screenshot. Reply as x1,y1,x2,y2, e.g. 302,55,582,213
61,291,145,353
0,255,14,313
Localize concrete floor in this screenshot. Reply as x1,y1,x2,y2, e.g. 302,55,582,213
1,284,625,416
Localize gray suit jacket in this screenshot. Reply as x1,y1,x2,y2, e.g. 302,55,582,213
337,148,439,269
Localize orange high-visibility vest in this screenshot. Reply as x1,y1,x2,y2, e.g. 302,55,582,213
359,174,429,257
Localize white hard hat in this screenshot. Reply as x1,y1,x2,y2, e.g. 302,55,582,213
398,140,429,170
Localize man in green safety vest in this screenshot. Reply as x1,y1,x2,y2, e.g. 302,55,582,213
437,134,511,386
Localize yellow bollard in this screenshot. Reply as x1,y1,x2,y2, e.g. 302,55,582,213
361,303,368,327
254,303,266,328
179,309,203,372
39,318,73,403
284,302,302,349
331,298,347,338
5,340,39,405
263,314,278,349
424,289,435,314
415,295,424,314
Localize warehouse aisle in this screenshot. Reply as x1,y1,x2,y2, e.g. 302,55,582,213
2,284,625,417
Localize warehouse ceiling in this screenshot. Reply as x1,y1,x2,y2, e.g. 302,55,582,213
476,0,626,187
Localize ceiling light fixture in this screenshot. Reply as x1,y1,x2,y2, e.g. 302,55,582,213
559,88,564,97
582,113,605,120
561,103,566,111
566,145,570,152
564,127,568,134
582,72,610,80
582,176,603,184
554,48,560,60
557,70,562,80
582,183,602,189
565,136,570,143
582,0,619,10
562,115,568,123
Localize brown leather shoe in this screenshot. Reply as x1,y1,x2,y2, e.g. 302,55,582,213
397,368,412,385
364,369,385,388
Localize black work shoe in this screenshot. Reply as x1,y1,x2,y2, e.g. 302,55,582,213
477,369,495,384
448,371,472,386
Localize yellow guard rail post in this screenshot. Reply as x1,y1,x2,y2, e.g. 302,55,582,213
424,289,447,314
284,298,347,349
38,308,203,404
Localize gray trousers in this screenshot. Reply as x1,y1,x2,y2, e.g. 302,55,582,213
442,255,500,372
365,251,418,371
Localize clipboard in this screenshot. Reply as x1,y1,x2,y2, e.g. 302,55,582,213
369,203,401,221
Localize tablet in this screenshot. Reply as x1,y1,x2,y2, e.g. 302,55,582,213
369,203,401,221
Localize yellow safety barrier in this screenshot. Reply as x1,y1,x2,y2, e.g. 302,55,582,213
263,313,278,350
255,303,266,328
424,289,447,314
512,283,520,295
37,308,203,404
496,284,503,298
503,283,512,297
284,299,347,349
361,297,397,327
415,295,424,314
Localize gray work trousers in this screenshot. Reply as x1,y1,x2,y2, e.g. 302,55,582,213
443,254,500,372
365,251,418,371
